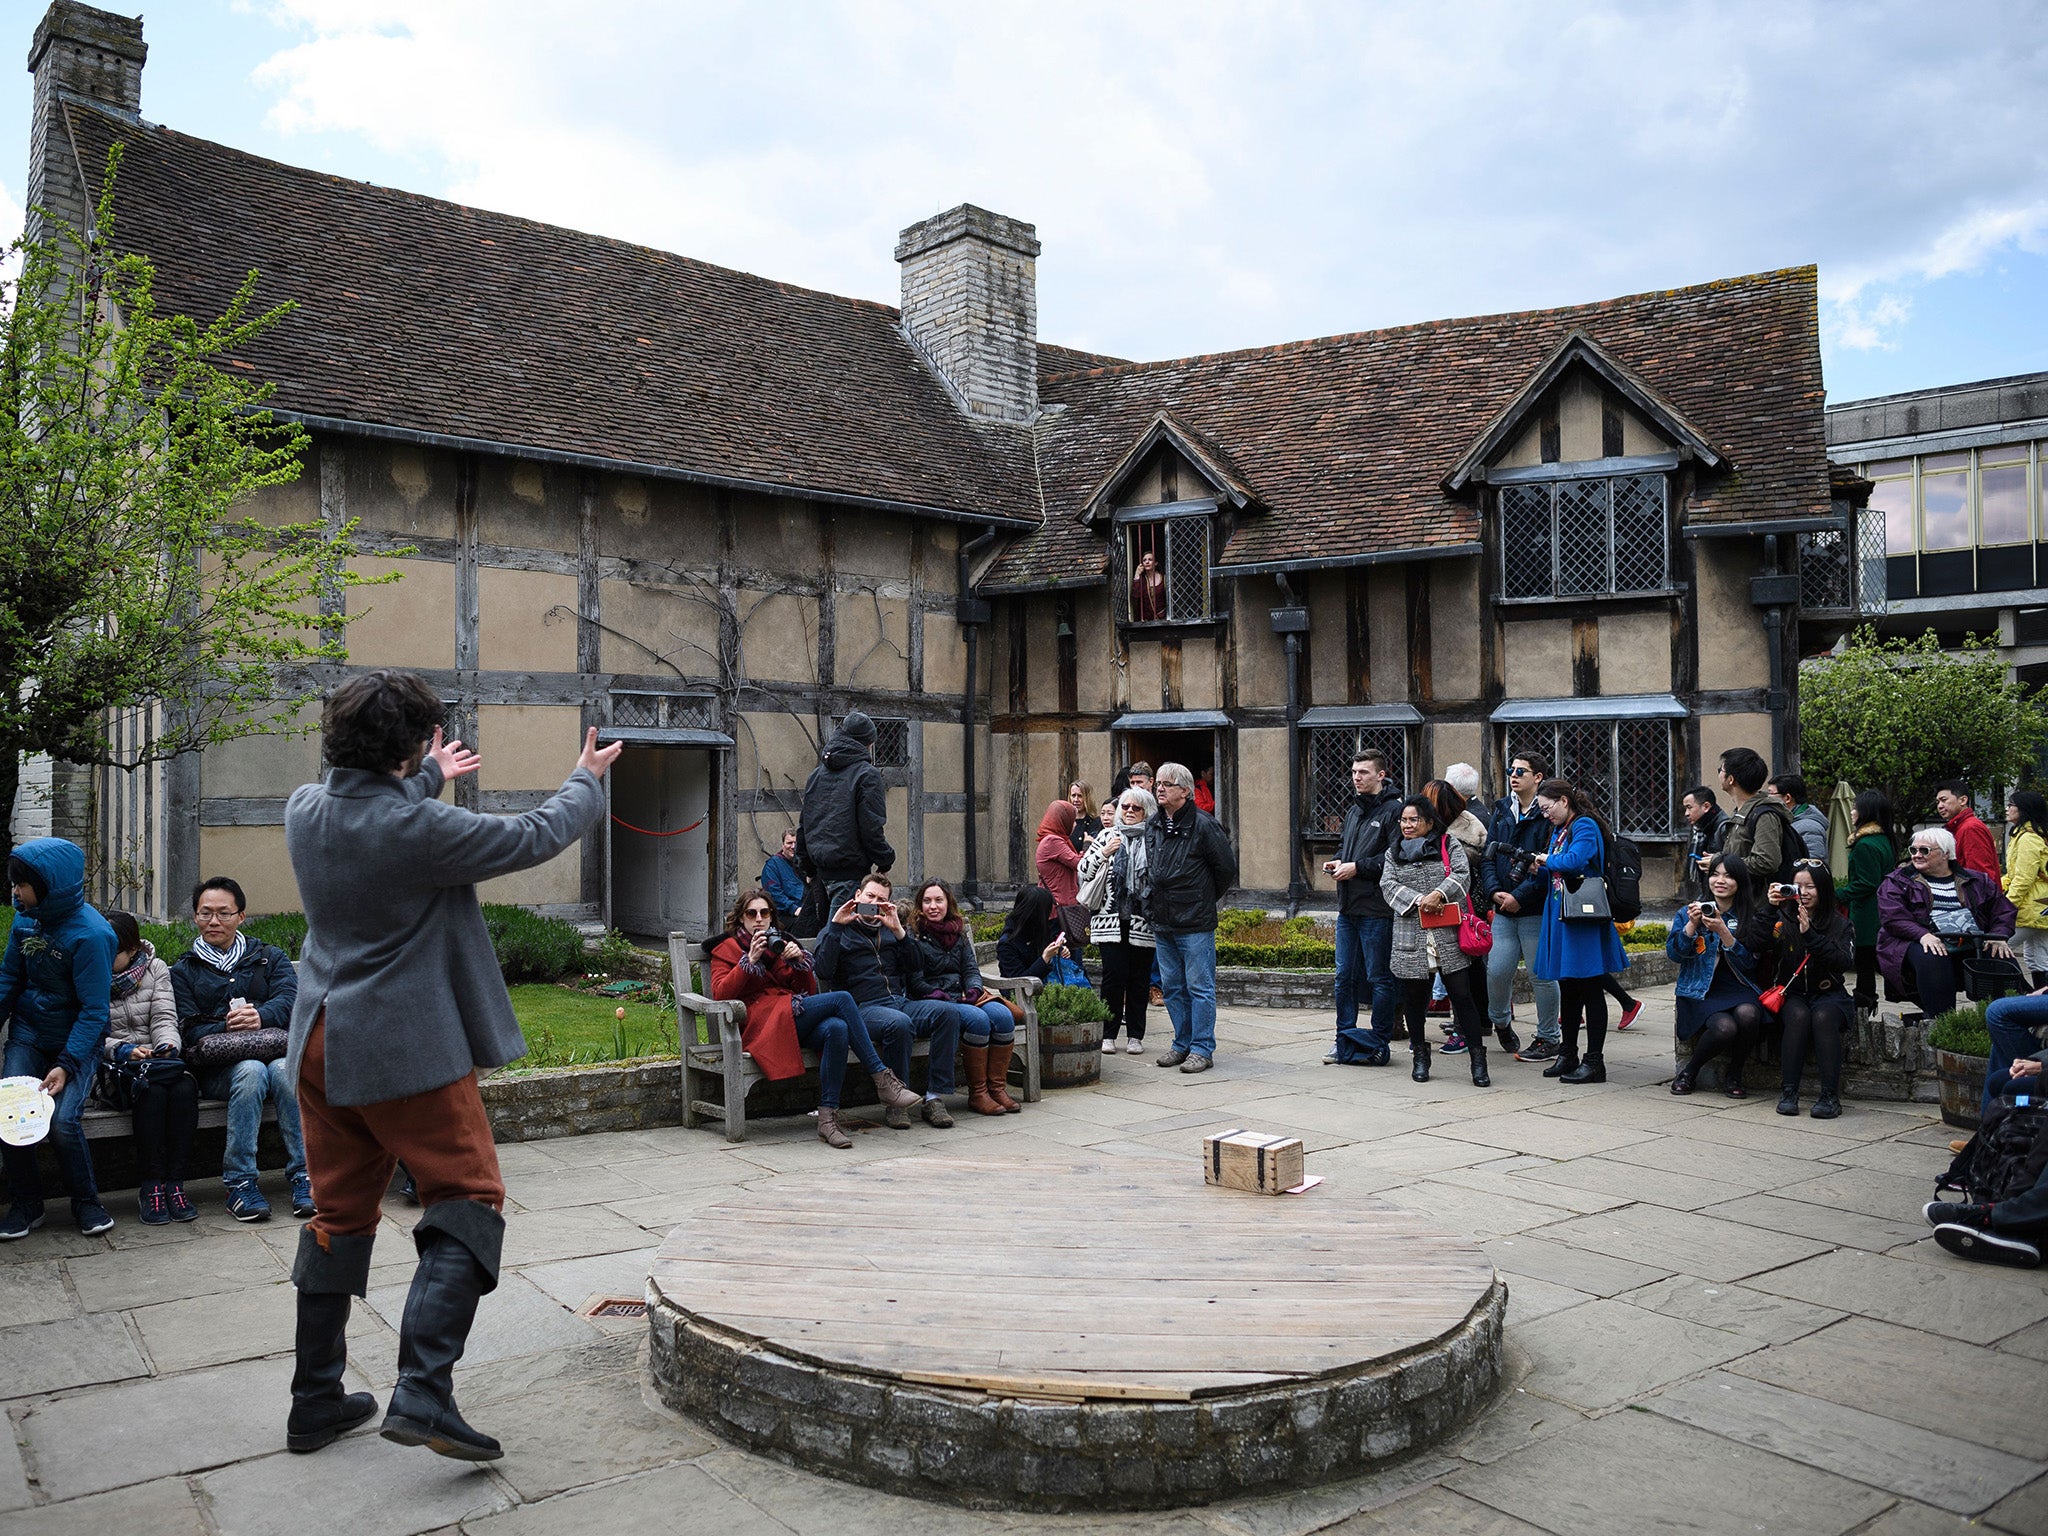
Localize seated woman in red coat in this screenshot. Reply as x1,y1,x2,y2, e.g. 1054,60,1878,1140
707,888,918,1149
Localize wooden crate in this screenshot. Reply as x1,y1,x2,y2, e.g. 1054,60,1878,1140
1202,1128,1304,1195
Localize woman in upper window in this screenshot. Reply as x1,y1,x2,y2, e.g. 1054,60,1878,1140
1130,548,1167,622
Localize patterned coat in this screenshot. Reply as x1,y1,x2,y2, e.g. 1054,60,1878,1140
1381,835,1470,980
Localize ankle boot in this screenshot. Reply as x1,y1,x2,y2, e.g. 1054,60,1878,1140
286,1229,377,1453
870,1068,922,1111
1468,1039,1491,1088
1561,1055,1606,1084
985,1040,1021,1112
961,1045,1002,1116
381,1203,504,1462
1542,1052,1580,1079
816,1108,854,1148
1411,1043,1431,1083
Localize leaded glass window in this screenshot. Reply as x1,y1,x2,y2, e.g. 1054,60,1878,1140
1498,474,1669,599
1501,719,1675,839
1304,726,1410,837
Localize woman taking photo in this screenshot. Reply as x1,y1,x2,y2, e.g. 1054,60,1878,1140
707,888,918,1149
98,910,198,1224
1768,861,1855,1119
997,887,1070,982
1380,794,1490,1086
1840,790,1894,1015
1078,786,1157,1054
1667,853,1775,1096
1528,778,1627,1085
2002,790,2048,986
909,879,1020,1116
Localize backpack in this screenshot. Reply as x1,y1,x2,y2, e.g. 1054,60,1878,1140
1604,830,1643,923
1748,799,1798,885
1938,1094,2048,1205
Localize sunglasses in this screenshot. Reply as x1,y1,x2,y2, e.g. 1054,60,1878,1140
1909,846,1936,855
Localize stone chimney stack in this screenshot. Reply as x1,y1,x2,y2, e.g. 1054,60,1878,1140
26,3,147,244
895,204,1041,425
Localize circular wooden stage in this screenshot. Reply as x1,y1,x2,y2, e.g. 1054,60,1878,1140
646,1155,1504,1511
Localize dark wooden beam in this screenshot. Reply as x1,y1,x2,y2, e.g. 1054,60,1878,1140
1571,616,1600,698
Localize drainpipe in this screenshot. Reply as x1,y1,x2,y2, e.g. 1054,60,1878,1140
1270,576,1311,917
958,528,999,902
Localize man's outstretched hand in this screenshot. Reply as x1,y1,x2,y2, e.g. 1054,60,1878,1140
427,726,482,781
578,727,625,780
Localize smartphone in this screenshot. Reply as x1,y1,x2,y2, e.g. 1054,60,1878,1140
856,901,878,918
1322,860,1339,875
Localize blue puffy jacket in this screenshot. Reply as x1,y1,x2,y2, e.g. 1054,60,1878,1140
0,838,117,1084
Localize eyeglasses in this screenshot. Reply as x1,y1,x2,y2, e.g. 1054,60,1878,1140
1509,766,1532,777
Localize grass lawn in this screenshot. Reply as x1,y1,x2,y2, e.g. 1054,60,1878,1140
506,983,677,1067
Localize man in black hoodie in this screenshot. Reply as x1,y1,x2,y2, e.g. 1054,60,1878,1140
797,712,895,914
1324,749,1402,1066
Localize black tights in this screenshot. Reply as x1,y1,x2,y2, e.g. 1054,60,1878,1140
1600,973,1636,1009
1685,1003,1768,1079
1778,993,1850,1096
132,1072,199,1182
1559,976,1609,1063
1403,967,1482,1052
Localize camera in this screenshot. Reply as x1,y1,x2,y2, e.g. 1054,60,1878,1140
1481,840,1535,876
1768,883,1795,903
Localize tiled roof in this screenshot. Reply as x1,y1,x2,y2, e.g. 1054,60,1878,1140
66,103,1038,522
986,266,1830,587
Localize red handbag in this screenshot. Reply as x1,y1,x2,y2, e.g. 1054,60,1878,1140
1420,838,1495,957
1758,956,1805,1015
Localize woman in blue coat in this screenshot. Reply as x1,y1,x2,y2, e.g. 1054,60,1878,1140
1529,778,1628,1085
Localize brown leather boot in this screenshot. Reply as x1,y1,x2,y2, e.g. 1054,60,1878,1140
987,1040,1021,1112
961,1045,1002,1116
816,1108,853,1149
870,1068,921,1110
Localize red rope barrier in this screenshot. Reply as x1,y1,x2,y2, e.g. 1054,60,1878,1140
609,814,707,838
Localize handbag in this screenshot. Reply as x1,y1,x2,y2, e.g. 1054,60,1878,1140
188,1026,290,1067
1560,874,1612,923
1757,956,1805,1015
1418,837,1464,928
94,1054,192,1112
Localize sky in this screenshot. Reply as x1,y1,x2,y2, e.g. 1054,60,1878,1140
2,0,2045,404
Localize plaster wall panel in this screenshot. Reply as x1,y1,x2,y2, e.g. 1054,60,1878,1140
600,577,721,678
1621,407,1671,455
200,827,297,914
1125,639,1163,714
1180,637,1219,711
740,591,821,685
1502,617,1572,701
1368,568,1407,705
237,473,319,529
1699,712,1772,789
1558,374,1604,462
597,474,715,565
923,811,963,884
835,516,913,580
732,498,821,575
1074,597,1115,713
1023,598,1062,715
924,720,963,789
1695,543,1770,691
345,557,455,669
737,708,820,802
1431,722,1483,782
1499,419,1542,468
1431,560,1483,700
478,567,578,673
478,460,577,553
1306,572,1348,706
1025,732,1062,830
1236,729,1290,889
361,443,457,540
838,592,911,692
478,705,583,792
478,843,582,907
923,611,967,696
1600,610,1673,695
885,787,910,879
200,706,321,799
1234,579,1288,704
1078,730,1113,809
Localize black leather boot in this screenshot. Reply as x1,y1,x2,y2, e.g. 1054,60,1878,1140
287,1229,378,1453
1411,1043,1431,1083
1560,1054,1606,1084
381,1200,505,1462
1468,1038,1491,1087
1542,1052,1580,1078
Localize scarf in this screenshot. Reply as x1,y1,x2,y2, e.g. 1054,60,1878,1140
1109,819,1152,913
194,933,246,974
111,940,155,1000
1037,801,1077,842
923,914,963,948
1396,835,1432,861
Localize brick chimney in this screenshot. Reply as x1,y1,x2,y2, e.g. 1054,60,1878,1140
895,204,1041,425
26,3,146,244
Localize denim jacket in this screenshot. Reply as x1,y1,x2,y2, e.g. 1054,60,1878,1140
1666,910,1765,1000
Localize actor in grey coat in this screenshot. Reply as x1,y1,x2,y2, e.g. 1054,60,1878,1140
280,669,620,1466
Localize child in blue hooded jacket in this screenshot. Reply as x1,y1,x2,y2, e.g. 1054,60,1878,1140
2,838,118,1237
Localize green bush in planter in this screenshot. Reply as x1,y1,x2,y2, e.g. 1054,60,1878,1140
1217,938,1337,969
1928,1003,1992,1058
1625,921,1669,948
482,904,585,982
1215,908,1267,939
1036,983,1111,1031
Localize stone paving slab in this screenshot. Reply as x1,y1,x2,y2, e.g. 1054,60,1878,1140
1506,1151,1753,1212
1773,1165,1960,1223
1322,1487,1551,1534
0,1428,29,1512
0,1314,149,1399
1506,1296,1758,1411
201,1433,510,1536
130,1279,387,1374
0,1475,209,1536
1527,1202,1834,1282
0,1261,75,1328
1498,1274,1591,1326
1987,1474,2048,1536
1694,1191,1932,1252
65,1229,285,1312
1425,1111,1660,1161
1998,1320,2048,1363
485,1366,716,1502
518,1245,661,1314
1619,1274,1845,1344
366,1273,602,1367
1648,1369,2045,1514
1480,1233,1673,1297
1747,1248,2048,1345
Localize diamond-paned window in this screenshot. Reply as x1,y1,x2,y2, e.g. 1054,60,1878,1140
1798,528,1853,612
1304,726,1410,837
611,691,718,730
1502,719,1675,839
868,717,910,769
1115,513,1213,625
1499,473,1668,599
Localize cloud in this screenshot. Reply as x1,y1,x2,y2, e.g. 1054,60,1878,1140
240,0,2048,366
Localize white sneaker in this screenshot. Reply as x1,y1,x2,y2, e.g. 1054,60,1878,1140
1125,1038,1144,1054
1101,1036,1117,1054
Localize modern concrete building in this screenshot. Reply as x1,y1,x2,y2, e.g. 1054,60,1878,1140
27,2,1842,924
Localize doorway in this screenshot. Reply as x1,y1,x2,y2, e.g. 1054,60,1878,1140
609,747,713,940
1116,728,1225,821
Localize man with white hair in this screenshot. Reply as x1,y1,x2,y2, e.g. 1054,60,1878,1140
1142,762,1238,1073
1445,763,1485,819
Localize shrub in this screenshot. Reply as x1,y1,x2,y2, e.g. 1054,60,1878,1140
1215,908,1267,939
970,912,1006,944
1036,982,1111,1030
1217,939,1336,969
1625,922,1669,949
1929,1003,1992,1058
594,928,638,973
483,904,585,982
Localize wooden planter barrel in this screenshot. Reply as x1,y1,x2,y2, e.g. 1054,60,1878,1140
1039,1014,1105,1088
1934,1047,1988,1130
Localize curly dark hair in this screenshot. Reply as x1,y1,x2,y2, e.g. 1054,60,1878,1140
321,669,446,773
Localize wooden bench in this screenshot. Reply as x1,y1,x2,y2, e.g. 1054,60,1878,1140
81,1100,275,1139
670,932,1043,1143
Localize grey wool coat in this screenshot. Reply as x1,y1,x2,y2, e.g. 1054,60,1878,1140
1380,835,1472,981
283,758,605,1106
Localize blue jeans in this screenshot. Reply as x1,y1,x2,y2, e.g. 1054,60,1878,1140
1334,913,1400,1049
1487,909,1561,1041
851,997,913,1087
1155,930,1218,1060
1,1037,101,1209
198,1058,305,1188
898,998,963,1094
945,997,1014,1046
791,990,886,1108
1982,993,2048,1120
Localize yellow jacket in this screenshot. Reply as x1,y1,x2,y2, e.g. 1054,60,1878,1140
2004,826,2048,930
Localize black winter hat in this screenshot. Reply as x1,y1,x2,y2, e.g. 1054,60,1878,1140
840,712,878,746
7,856,46,901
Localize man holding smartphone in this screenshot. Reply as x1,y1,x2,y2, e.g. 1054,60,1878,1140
812,876,947,1127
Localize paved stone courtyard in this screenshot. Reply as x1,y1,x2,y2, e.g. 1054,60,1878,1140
4,988,2047,1536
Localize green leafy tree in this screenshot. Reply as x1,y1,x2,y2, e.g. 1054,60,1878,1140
1800,626,2048,829
0,149,381,856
